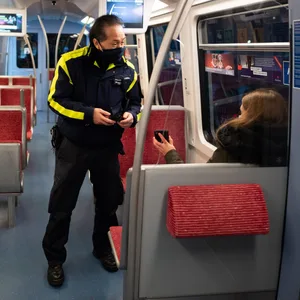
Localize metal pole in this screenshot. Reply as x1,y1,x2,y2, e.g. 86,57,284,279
23,34,37,78
55,16,67,67
74,17,89,51
20,89,25,108
37,15,50,123
124,0,194,299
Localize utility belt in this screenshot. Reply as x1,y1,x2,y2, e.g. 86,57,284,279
50,124,64,151
50,123,126,155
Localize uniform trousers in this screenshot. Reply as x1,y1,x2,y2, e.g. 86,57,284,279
42,137,124,265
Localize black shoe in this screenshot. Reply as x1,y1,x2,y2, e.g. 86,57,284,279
93,250,118,272
47,264,64,287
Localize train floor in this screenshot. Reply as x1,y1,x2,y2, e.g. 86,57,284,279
0,112,123,300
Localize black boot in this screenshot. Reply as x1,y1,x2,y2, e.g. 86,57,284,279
47,264,65,287
93,250,118,272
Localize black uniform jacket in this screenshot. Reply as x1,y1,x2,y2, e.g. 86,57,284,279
48,46,142,151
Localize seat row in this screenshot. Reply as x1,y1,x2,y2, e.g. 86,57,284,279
0,75,37,228
108,106,286,299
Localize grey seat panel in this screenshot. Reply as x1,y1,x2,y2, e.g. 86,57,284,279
0,143,22,193
122,163,287,299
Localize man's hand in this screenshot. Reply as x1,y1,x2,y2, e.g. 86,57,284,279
93,108,116,126
118,112,133,128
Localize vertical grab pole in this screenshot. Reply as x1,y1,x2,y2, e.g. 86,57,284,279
37,15,50,123
74,17,89,51
54,16,67,123
20,89,25,108
123,0,194,299
23,35,37,78
55,16,67,67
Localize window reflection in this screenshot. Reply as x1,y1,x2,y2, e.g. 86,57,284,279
203,6,289,44
47,33,87,68
16,33,38,69
199,5,289,148
148,24,184,106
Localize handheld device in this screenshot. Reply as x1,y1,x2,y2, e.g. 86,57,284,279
154,130,169,143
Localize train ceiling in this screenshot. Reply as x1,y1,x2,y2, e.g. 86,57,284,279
0,0,176,23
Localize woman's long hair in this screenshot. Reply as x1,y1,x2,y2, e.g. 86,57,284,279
216,89,288,144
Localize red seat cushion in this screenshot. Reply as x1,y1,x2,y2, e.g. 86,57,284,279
143,109,186,164
1,88,32,136
0,77,9,85
109,226,122,266
12,77,36,113
167,184,269,238
0,111,22,141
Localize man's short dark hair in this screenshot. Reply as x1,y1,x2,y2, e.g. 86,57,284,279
89,14,124,44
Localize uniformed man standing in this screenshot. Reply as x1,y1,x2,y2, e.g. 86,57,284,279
42,14,142,287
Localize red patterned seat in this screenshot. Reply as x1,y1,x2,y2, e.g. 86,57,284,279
0,77,9,85
143,109,186,164
119,127,136,191
0,110,23,168
12,77,37,115
167,184,269,238
0,88,33,140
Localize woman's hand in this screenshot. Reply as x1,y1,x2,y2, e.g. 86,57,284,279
153,133,175,156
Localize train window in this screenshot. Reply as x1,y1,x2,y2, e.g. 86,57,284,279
124,34,139,73
147,24,183,105
47,33,87,68
202,6,289,44
198,4,290,158
16,33,38,69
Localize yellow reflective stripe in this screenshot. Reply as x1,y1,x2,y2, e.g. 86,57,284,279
48,57,84,120
107,63,116,70
137,112,142,121
93,61,115,70
124,59,135,70
127,71,137,93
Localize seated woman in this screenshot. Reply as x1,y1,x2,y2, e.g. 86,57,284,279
153,88,288,166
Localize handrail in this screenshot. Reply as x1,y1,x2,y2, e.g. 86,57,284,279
23,34,36,78
20,89,24,108
55,16,67,67
124,0,194,299
37,15,50,123
199,42,290,52
74,16,89,51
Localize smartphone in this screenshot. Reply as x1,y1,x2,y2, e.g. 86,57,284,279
154,130,169,143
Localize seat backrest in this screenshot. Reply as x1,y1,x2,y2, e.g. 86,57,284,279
142,106,186,164
122,164,287,299
0,78,9,85
119,127,136,178
12,77,36,111
0,86,33,133
0,106,27,169
49,69,55,81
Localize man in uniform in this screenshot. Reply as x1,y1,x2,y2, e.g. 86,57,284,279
42,14,142,287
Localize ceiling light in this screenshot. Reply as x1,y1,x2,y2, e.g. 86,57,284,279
81,16,95,25
152,0,168,11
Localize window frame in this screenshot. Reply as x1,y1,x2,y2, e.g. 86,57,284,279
16,32,38,69
197,2,289,145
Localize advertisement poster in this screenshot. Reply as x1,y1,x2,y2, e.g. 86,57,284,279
238,54,283,84
205,53,235,76
237,28,248,43
283,61,290,86
169,51,181,66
